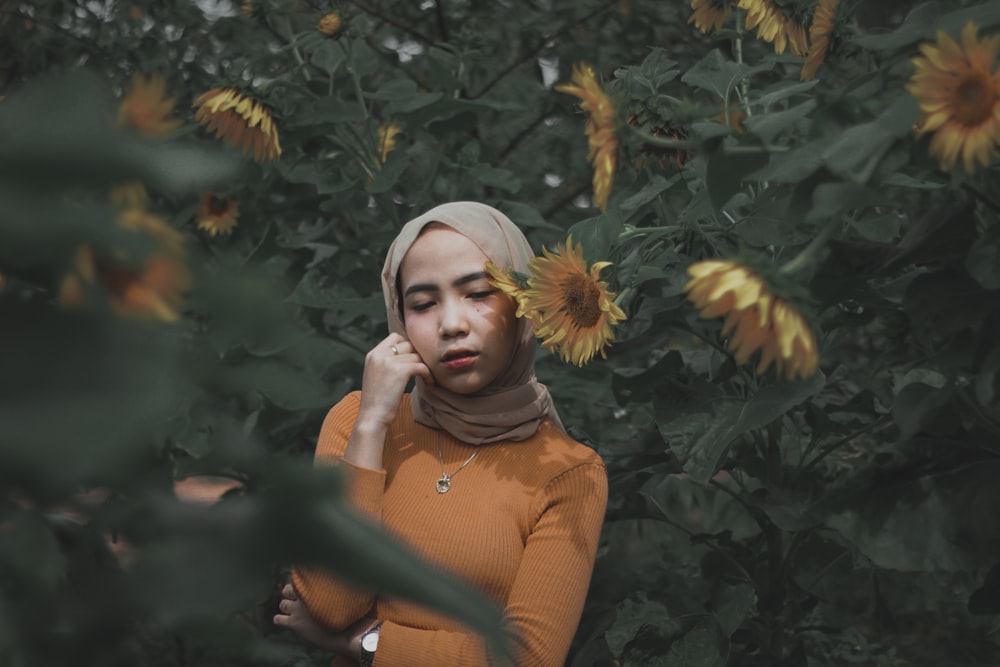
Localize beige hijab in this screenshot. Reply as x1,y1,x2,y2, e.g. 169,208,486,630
380,201,560,444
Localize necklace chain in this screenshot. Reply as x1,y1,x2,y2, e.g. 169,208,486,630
436,433,478,494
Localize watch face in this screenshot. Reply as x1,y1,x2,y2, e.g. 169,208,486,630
362,630,379,652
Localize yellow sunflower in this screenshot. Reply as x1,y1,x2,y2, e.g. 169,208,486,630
60,246,191,323
738,0,807,57
689,0,733,35
376,122,402,167
118,208,185,254
197,192,240,237
555,63,619,212
484,260,531,317
117,73,182,139
109,181,150,209
801,0,839,81
319,12,342,36
517,237,627,366
685,260,818,381
192,88,282,162
906,21,1000,174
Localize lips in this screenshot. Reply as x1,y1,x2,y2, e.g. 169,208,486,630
442,349,478,368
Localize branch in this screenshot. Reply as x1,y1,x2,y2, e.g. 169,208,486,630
345,0,436,45
433,0,449,42
468,0,619,100
499,113,549,160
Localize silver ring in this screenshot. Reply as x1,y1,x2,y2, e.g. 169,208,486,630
391,345,399,355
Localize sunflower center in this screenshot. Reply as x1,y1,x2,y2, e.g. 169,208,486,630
953,70,998,126
207,196,229,216
563,274,602,328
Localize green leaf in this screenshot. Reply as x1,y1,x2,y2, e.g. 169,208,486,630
853,0,1000,50
0,72,241,193
807,182,891,223
754,80,819,110
606,594,673,656
367,78,418,101
731,372,826,434
745,143,825,183
891,381,954,438
656,373,824,482
310,40,346,75
614,47,680,96
367,156,410,193
221,358,336,411
681,50,771,101
469,164,522,193
657,404,740,483
567,209,626,264
965,224,1000,289
976,347,1000,406
290,97,367,125
0,305,182,492
705,151,769,211
822,95,919,178
744,100,815,144
709,583,756,635
348,38,379,77
826,462,1000,571
662,620,726,667
496,201,563,231
621,174,681,210
849,213,901,243
286,271,384,318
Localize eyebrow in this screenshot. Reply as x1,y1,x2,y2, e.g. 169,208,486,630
403,271,489,297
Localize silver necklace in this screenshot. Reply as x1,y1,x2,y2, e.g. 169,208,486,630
436,433,478,494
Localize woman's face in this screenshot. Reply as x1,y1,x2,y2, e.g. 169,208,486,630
398,225,519,395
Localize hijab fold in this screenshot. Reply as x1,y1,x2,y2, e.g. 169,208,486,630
380,202,560,444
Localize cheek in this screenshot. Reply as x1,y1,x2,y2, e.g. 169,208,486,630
403,320,434,356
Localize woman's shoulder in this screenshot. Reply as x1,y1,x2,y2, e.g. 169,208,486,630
530,419,606,473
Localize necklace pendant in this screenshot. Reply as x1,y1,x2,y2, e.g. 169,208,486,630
436,475,452,494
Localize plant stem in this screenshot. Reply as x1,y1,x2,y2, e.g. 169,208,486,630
340,41,369,119
733,9,752,120
963,181,1000,215
779,215,841,276
797,415,891,474
280,17,311,82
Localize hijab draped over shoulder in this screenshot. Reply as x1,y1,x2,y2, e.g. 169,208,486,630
380,201,560,445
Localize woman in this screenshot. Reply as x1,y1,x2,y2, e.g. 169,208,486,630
274,202,608,666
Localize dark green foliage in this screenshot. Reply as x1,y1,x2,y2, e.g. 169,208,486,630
2,0,1000,665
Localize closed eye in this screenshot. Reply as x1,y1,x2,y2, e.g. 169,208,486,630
469,289,497,300
408,301,435,312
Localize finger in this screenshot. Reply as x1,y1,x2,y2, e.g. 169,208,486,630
273,614,288,627
412,363,434,386
282,583,298,600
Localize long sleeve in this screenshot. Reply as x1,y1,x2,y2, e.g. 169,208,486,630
372,461,608,667
292,392,384,631
291,393,609,666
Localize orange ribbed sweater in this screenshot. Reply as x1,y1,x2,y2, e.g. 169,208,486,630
292,391,608,667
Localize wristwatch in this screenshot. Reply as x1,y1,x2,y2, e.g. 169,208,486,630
360,621,382,667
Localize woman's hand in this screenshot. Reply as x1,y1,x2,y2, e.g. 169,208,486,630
273,583,376,658
344,333,432,471
356,332,433,431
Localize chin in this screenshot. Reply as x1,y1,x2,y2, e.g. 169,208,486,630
435,377,487,395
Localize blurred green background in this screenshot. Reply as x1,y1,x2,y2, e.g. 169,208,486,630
2,0,1000,665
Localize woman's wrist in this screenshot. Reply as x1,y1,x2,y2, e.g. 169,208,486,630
343,421,387,470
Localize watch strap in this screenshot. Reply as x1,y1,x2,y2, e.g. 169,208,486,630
360,621,382,667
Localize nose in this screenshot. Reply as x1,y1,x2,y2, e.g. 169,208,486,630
439,297,469,338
